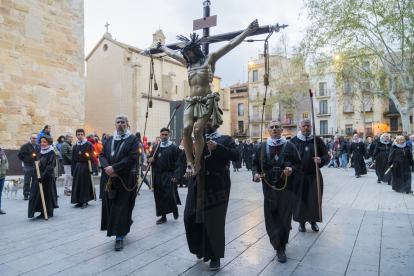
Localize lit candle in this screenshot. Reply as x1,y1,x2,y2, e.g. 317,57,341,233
85,153,96,201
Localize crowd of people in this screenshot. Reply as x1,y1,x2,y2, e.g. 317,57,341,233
0,118,413,271
324,132,413,193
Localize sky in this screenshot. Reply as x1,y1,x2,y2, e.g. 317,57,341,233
84,0,308,88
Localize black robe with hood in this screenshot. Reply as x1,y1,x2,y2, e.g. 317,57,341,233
71,140,95,204
350,141,367,176
372,141,391,183
244,143,254,170
100,134,139,237
28,149,59,218
184,133,239,262
389,144,413,193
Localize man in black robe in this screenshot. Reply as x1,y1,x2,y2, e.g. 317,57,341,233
232,138,243,171
252,120,302,263
100,115,139,251
184,117,239,271
350,134,367,178
148,127,181,224
71,129,95,209
244,138,254,171
290,119,329,233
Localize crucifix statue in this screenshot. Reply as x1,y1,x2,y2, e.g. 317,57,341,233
140,1,286,178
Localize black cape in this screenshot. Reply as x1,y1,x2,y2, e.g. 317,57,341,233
100,135,139,237
71,141,95,204
184,134,239,262
389,145,413,193
350,142,367,176
28,151,59,218
290,136,329,223
232,143,242,169
244,143,254,170
372,142,391,183
252,141,302,250
150,143,181,216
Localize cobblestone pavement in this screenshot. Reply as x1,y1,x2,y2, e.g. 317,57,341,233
1,167,413,275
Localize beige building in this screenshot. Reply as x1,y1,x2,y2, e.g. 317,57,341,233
84,30,230,141
229,82,248,140
0,0,85,173
248,53,310,141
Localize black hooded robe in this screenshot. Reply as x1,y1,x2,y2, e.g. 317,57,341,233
150,143,181,217
244,143,254,170
232,143,243,169
389,145,413,193
28,151,59,218
184,134,239,262
350,142,367,176
252,141,302,251
290,136,329,223
372,142,391,183
178,147,187,187
71,141,95,204
100,135,139,237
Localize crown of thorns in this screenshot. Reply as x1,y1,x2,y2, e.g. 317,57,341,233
176,33,209,54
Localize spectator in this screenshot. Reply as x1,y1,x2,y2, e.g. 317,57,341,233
86,132,99,176
101,133,107,144
327,150,338,168
18,134,41,200
61,133,73,196
95,137,103,157
338,135,349,170
56,135,65,176
329,137,334,150
37,125,52,145
136,132,149,188
94,131,100,141
0,146,8,214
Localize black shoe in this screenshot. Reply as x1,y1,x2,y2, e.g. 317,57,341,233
81,203,88,209
388,182,391,185
310,222,319,232
234,169,236,172
237,169,239,171
210,259,221,271
75,203,82,207
298,223,306,232
377,180,381,183
115,240,123,251
276,248,287,263
179,185,183,187
173,211,179,220
156,217,167,224
36,213,45,219
406,190,413,194
356,175,360,178
24,195,29,200
196,254,203,260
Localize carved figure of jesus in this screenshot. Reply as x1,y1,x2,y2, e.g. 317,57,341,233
157,20,259,177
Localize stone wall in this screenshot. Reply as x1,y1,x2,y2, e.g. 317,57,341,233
0,0,85,150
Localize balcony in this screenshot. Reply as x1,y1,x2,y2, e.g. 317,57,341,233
315,127,335,136
315,90,331,99
234,130,248,137
343,107,354,114
282,119,297,127
315,108,330,117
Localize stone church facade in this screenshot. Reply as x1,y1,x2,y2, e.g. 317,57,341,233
84,30,230,142
0,0,85,151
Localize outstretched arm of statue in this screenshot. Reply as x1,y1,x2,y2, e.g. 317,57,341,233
211,19,259,64
157,42,187,65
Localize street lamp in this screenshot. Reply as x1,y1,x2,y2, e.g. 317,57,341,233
203,0,211,6
248,61,254,66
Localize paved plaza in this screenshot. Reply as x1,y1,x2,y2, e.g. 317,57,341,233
1,167,414,276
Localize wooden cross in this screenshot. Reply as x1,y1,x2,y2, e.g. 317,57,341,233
105,21,110,32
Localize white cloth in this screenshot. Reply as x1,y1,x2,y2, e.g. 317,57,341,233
297,131,314,141
352,139,362,143
380,140,390,145
40,145,53,155
396,143,407,148
267,136,287,147
179,145,184,150
77,137,87,146
113,130,132,141
206,131,222,140
159,139,173,148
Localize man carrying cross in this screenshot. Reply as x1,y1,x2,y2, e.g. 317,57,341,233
156,19,259,177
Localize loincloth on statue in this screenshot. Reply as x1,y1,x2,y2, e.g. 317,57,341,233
185,92,223,129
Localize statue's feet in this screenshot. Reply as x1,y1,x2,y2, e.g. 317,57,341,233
184,164,197,179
